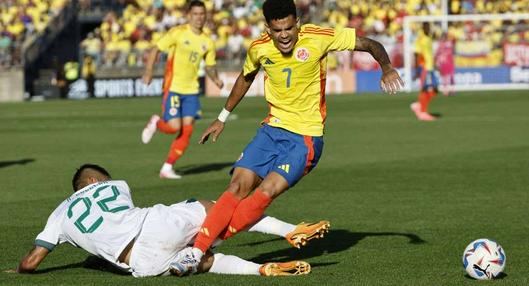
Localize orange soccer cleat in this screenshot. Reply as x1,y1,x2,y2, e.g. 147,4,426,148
285,220,330,249
259,261,311,276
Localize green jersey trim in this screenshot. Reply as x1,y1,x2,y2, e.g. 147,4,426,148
35,239,56,251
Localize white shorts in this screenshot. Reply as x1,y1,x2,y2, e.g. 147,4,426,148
129,200,206,277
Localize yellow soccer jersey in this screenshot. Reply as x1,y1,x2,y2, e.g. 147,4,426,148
414,31,434,71
156,24,216,94
243,24,356,136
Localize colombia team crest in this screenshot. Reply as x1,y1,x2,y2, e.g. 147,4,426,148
295,47,310,62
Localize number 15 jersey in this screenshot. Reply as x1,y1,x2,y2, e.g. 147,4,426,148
243,24,356,136
35,181,148,271
156,24,216,95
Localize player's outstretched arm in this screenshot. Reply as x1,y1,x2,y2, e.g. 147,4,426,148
142,47,160,86
199,71,257,144
354,36,404,94
15,246,50,273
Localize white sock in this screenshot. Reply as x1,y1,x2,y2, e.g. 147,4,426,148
161,162,173,172
209,253,260,275
247,216,296,237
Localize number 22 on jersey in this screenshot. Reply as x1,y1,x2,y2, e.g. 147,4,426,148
67,185,129,234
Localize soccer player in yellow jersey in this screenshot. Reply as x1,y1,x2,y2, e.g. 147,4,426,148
169,0,404,274
410,22,438,121
141,0,224,179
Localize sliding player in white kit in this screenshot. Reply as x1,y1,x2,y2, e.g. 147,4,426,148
13,164,324,277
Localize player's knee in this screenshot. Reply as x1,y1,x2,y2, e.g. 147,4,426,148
258,185,284,199
226,169,260,198
258,173,289,199
167,119,182,130
225,181,251,199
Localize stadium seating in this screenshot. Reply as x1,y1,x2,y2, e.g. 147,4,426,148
3,0,527,72
0,0,68,69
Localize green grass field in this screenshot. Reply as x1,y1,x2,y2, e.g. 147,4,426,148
1,91,528,285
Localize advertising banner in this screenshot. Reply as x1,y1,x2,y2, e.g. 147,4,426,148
68,78,163,99
504,43,529,66
356,65,527,92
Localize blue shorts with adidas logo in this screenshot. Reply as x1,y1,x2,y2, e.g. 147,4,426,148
232,124,324,187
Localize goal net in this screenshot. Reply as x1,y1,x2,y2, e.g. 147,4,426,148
402,13,529,92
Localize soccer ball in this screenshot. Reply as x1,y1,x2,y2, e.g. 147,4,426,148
462,238,506,280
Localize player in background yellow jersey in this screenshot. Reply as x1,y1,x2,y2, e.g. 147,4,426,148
410,22,438,121
168,0,404,274
141,0,224,179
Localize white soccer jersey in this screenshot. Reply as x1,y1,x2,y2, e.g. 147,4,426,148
35,180,148,271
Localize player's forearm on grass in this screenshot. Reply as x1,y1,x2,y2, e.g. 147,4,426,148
223,71,256,112
354,36,393,72
17,246,49,273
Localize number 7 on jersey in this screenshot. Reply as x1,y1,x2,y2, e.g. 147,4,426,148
282,67,292,88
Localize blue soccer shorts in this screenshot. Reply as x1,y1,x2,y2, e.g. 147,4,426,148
232,124,324,187
419,69,439,92
162,92,202,121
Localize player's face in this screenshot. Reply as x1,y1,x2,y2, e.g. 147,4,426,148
266,15,299,54
188,6,206,30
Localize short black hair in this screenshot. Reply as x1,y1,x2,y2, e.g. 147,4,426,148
72,164,111,191
187,0,206,12
262,0,297,23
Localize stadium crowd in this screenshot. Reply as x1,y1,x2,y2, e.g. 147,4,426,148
0,0,68,68
1,0,528,70
79,0,529,70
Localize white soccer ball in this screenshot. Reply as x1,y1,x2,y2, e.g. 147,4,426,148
462,238,506,280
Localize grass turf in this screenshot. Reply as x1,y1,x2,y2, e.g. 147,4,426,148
0,91,528,285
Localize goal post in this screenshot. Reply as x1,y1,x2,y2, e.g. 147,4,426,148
403,13,529,92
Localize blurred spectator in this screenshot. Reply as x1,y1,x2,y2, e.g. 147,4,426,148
435,32,455,96
81,30,102,64
82,54,96,97
76,0,529,71
51,56,67,97
0,0,69,69
64,60,79,97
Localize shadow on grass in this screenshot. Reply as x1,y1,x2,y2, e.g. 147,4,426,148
464,272,507,280
177,162,233,175
245,229,426,264
34,256,128,275
0,158,35,169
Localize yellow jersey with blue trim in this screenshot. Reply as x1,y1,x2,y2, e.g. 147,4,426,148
243,24,356,136
156,24,216,95
414,31,434,71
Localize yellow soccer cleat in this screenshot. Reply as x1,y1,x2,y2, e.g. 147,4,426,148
259,261,311,276
285,220,330,249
